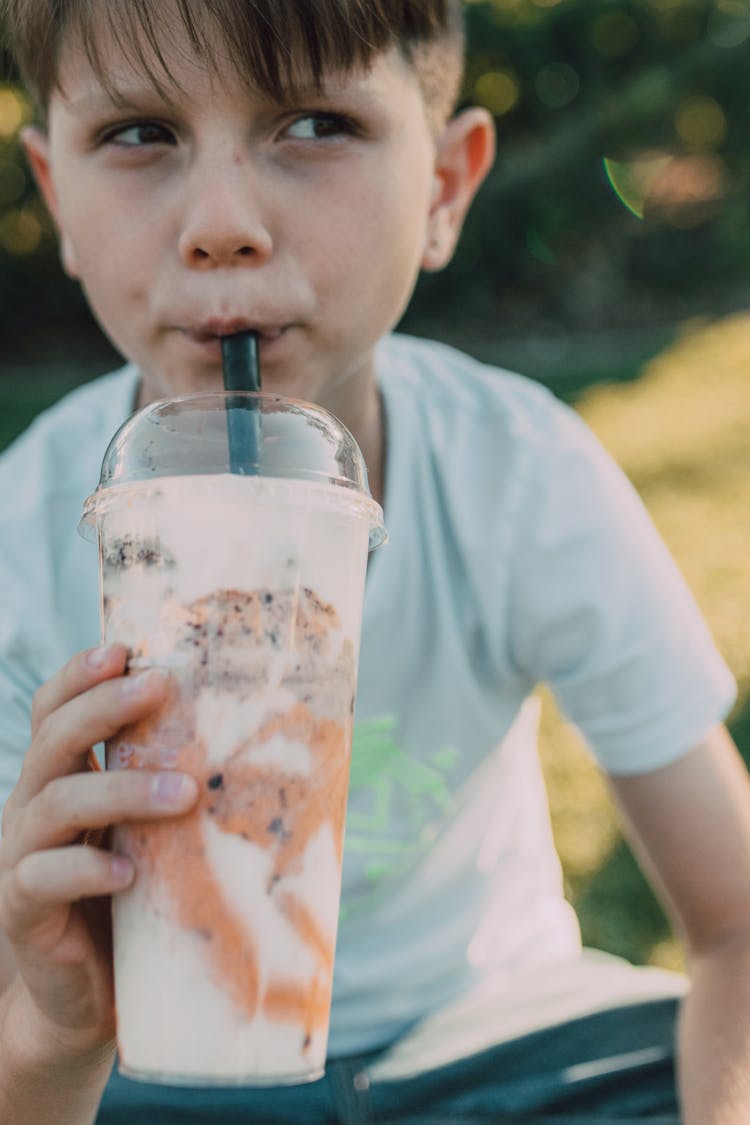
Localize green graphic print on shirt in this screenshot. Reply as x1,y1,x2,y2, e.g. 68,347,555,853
341,716,459,918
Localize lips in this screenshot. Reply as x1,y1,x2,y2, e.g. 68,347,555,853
175,319,293,365
186,319,286,344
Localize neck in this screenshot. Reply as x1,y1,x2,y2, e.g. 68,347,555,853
347,384,386,576
329,376,385,509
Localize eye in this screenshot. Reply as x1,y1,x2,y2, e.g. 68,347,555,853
103,121,176,148
284,112,357,141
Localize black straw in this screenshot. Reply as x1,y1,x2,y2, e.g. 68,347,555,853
221,331,261,474
221,331,261,393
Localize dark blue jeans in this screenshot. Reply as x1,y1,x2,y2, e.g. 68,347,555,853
98,998,681,1123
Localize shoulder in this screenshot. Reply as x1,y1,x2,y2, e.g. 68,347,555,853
380,334,588,443
374,335,619,601
378,334,608,489
0,365,139,520
0,364,139,608
0,363,138,687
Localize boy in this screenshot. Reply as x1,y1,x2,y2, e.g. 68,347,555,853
1,2,750,1122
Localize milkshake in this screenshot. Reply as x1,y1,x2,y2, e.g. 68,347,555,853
80,394,385,1085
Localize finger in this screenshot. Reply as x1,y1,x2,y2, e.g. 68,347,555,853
11,669,172,814
31,645,130,738
3,769,199,868
0,846,135,942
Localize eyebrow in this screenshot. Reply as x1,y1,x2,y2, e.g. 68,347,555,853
67,84,381,118
64,86,182,114
61,59,387,118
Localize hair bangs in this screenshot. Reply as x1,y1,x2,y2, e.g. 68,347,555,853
2,0,463,114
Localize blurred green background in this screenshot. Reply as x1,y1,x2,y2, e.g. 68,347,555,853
2,0,750,971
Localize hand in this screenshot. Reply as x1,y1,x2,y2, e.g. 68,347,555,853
0,645,198,1065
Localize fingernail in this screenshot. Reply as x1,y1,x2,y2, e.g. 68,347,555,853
87,644,115,668
123,669,169,698
111,856,134,884
152,772,195,805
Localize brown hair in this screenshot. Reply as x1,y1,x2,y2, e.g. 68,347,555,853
1,0,465,124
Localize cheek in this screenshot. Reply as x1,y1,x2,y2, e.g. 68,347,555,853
361,190,430,303
75,249,153,367
316,176,429,291
58,192,150,314
365,171,432,280
78,254,145,322
57,172,154,276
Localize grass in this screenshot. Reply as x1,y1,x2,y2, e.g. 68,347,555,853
4,314,749,970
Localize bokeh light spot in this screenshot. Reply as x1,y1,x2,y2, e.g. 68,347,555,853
0,89,27,138
649,153,726,227
708,13,750,45
474,69,521,116
0,209,43,255
675,95,728,148
590,12,640,57
535,62,580,109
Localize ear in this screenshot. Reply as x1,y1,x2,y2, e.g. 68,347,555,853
21,125,80,278
422,107,496,273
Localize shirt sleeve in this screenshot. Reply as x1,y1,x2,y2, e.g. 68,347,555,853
507,395,736,774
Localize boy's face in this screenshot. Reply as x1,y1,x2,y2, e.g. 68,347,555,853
25,14,491,415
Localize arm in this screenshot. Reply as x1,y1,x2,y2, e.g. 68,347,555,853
609,724,750,1125
0,646,198,1125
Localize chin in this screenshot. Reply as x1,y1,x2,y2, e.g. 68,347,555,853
138,367,225,407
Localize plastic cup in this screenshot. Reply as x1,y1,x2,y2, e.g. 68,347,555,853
79,392,385,1086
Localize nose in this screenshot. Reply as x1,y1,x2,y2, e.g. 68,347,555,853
177,158,273,269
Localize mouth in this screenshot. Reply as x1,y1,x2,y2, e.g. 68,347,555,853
186,318,286,345
179,319,290,361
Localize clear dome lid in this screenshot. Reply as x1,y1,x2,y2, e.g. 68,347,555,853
79,391,386,549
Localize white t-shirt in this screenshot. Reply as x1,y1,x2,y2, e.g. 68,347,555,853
0,335,735,1058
